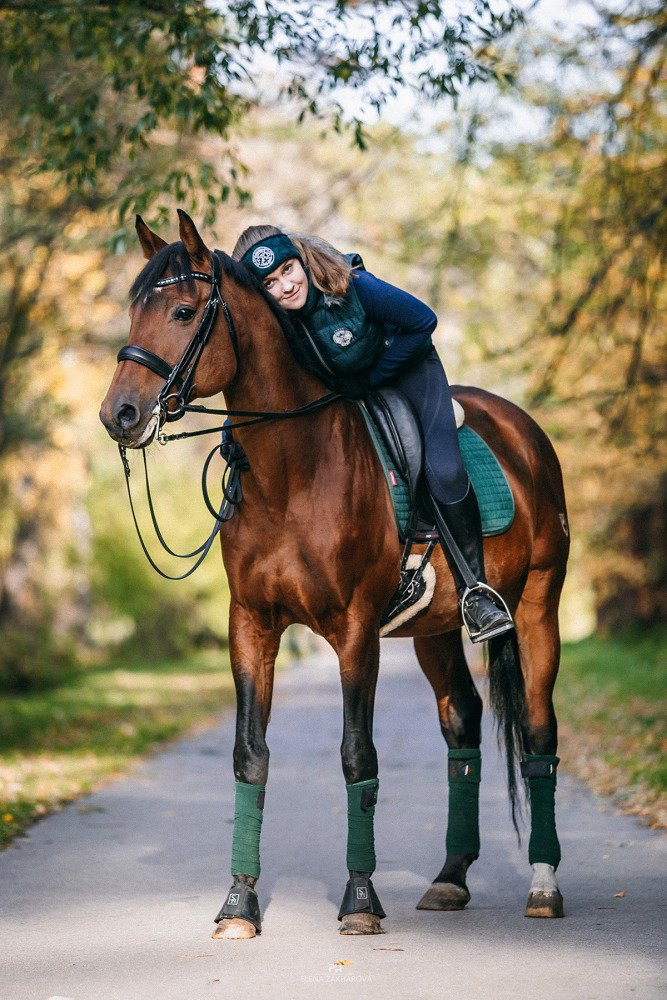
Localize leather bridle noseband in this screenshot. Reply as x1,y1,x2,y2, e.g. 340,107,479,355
115,249,342,579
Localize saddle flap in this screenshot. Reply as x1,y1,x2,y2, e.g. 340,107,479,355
363,388,424,495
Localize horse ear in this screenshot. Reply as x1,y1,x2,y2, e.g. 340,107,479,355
177,209,209,265
135,216,167,260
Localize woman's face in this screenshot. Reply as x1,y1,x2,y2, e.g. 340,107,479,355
261,257,308,310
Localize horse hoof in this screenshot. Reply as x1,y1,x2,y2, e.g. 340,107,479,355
416,882,470,911
212,917,257,939
524,890,564,918
339,912,384,935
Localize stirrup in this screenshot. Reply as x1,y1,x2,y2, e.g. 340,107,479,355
460,583,514,644
214,881,262,933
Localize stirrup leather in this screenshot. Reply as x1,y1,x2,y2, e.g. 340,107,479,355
460,582,514,644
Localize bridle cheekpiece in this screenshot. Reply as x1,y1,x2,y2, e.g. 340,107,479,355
117,250,240,424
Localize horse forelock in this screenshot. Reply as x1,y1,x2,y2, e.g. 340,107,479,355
129,241,196,305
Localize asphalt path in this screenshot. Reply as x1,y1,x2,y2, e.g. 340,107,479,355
1,638,664,1000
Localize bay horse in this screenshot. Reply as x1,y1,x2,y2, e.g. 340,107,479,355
100,212,570,940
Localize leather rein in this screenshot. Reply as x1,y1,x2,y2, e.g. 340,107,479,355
115,249,342,579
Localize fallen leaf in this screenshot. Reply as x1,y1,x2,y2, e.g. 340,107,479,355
333,960,352,966
613,891,626,898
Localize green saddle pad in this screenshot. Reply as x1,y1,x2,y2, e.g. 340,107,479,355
358,404,515,541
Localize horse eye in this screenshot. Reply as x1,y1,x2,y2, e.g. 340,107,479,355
174,306,196,322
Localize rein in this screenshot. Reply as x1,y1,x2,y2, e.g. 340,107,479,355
116,249,342,577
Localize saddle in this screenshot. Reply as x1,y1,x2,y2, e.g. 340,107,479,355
360,389,514,543
360,389,515,635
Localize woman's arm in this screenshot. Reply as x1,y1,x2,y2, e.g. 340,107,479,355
352,270,437,386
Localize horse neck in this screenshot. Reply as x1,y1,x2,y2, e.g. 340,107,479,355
222,297,341,504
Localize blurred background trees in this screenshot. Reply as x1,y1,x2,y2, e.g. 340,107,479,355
0,0,664,690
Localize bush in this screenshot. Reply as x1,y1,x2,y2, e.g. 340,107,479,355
0,617,78,692
90,527,205,661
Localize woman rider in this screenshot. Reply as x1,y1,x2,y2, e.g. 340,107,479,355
231,226,512,642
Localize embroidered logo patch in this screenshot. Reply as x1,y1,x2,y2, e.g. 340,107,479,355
332,328,353,347
228,892,240,906
356,886,368,900
252,246,275,269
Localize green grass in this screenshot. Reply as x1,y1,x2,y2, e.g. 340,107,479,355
0,652,236,847
556,629,666,823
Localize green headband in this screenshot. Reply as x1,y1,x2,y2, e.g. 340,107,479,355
241,234,302,279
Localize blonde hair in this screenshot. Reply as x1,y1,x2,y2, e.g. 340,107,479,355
232,226,352,298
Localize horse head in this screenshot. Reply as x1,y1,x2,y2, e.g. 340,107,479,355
100,211,240,447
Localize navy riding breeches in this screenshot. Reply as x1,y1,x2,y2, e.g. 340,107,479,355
391,347,468,504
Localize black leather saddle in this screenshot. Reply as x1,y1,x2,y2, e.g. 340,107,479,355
363,388,437,540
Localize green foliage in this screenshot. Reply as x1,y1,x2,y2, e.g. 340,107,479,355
557,630,666,814
0,0,522,222
0,616,78,693
91,526,206,660
0,650,236,845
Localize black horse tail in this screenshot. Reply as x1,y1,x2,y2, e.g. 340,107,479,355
488,629,526,837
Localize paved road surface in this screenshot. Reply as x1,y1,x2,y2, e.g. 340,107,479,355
1,638,664,999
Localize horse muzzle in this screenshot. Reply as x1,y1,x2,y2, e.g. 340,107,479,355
99,396,161,448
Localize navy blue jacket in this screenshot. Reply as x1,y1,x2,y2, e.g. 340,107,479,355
351,270,437,387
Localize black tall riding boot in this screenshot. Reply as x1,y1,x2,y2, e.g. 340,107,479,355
431,480,514,642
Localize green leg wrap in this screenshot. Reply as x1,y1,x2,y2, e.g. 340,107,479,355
522,754,561,870
446,748,482,857
346,778,379,873
231,780,265,879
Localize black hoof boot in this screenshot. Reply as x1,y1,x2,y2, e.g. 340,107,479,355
338,874,386,921
214,881,262,934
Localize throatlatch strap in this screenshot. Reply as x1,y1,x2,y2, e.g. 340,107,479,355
522,754,561,870
346,778,379,873
446,748,482,858
231,780,265,879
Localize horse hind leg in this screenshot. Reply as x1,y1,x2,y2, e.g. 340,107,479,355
413,630,483,911
515,566,565,919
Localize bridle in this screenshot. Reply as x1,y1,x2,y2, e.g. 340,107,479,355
117,250,239,424
115,249,342,579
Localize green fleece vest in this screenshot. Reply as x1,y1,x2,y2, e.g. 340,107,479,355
298,254,389,376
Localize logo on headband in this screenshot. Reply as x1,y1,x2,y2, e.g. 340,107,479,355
252,246,275,269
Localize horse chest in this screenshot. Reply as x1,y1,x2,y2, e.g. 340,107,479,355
224,531,362,619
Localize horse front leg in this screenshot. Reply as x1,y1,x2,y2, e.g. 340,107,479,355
334,619,386,936
212,601,280,941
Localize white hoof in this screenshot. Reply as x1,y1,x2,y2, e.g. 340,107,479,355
525,863,564,918
530,863,559,894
